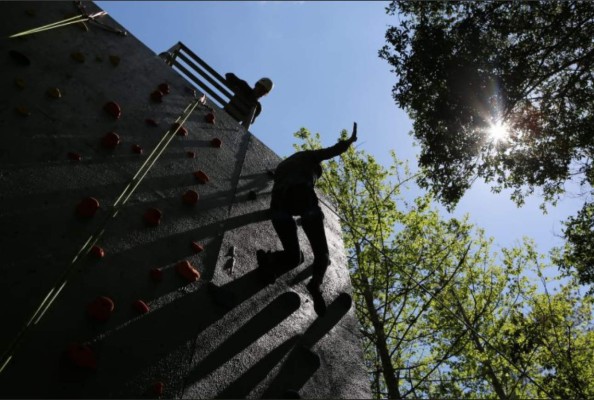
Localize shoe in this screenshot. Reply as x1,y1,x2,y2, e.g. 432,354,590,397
306,281,326,317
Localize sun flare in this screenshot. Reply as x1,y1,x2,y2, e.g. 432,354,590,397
488,121,510,142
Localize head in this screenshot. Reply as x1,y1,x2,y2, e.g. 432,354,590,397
253,77,274,98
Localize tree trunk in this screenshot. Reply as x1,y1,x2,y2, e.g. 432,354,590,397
360,275,401,399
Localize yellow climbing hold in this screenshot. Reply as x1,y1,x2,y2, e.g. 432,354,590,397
15,106,30,117
47,88,62,99
14,78,26,90
70,52,85,63
109,55,120,66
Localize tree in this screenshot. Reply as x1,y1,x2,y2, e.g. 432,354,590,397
379,2,594,284
293,128,594,398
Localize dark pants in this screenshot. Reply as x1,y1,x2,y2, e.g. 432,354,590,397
270,200,330,288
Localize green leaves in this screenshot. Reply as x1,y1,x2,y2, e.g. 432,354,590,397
293,127,594,398
381,1,594,286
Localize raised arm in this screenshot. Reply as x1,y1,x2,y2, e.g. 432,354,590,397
310,122,358,162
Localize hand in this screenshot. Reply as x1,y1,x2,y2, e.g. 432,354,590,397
349,122,358,143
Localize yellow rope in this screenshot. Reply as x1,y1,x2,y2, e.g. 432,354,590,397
0,96,204,374
8,11,106,39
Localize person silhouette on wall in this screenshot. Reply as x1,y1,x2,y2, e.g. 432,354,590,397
258,122,358,316
224,74,273,127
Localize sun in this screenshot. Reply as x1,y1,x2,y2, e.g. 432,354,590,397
487,121,510,142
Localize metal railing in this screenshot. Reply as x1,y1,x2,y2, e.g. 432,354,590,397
160,42,257,130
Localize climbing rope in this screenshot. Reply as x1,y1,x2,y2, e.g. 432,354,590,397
0,95,205,375
8,2,125,39
316,197,554,399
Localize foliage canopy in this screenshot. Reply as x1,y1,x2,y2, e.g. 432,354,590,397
379,2,594,284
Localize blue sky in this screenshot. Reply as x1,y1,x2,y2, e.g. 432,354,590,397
97,1,584,261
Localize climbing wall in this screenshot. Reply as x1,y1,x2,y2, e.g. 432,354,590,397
0,2,370,398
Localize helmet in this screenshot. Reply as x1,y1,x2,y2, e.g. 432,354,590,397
256,77,274,93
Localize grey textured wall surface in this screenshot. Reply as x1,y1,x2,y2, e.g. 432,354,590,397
0,2,370,398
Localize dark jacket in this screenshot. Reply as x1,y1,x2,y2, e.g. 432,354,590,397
224,73,262,125
272,139,352,214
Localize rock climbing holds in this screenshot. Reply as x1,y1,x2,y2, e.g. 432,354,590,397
187,151,195,159
14,78,25,89
66,343,97,370
150,268,163,283
103,101,121,119
133,300,150,314
9,50,31,66
172,122,188,137
68,152,82,161
182,190,199,205
152,381,165,396
90,245,105,259
15,106,30,117
70,51,85,63
132,144,143,154
205,112,215,124
176,260,200,282
145,118,159,127
151,90,164,103
210,138,222,148
46,87,62,99
158,83,170,94
144,208,162,227
87,296,115,322
76,197,99,217
191,242,204,253
193,170,209,184
109,55,120,66
102,132,120,149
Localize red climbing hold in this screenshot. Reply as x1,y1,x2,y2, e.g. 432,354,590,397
151,90,164,103
76,197,99,217
132,144,143,154
191,242,204,253
158,83,170,95
152,381,165,396
103,101,121,119
133,300,150,314
193,170,209,184
87,296,115,322
150,268,163,282
68,152,82,161
210,138,222,148
187,151,195,159
102,132,120,149
144,208,162,227
66,343,97,370
176,260,200,282
145,118,159,127
172,122,188,137
205,112,216,124
182,190,199,205
90,245,105,259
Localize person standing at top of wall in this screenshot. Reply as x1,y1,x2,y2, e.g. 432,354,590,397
258,123,358,316
224,74,274,127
